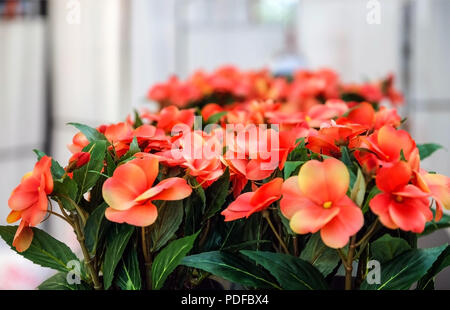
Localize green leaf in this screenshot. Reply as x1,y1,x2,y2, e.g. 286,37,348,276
417,245,450,290
242,250,328,290
204,168,230,220
287,138,307,161
116,244,142,290
370,234,411,264
300,233,341,277
417,143,443,160
105,151,117,177
33,149,65,179
120,136,140,162
103,224,135,289
53,177,78,200
362,186,381,213
205,111,227,125
68,122,106,142
73,140,107,202
283,161,304,179
133,110,144,128
38,272,90,290
152,232,200,290
361,245,446,290
181,251,280,289
420,210,450,236
149,200,184,252
0,226,79,273
84,203,110,254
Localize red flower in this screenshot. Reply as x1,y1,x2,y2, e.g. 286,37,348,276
7,156,53,252
370,161,432,233
66,152,91,172
221,178,283,221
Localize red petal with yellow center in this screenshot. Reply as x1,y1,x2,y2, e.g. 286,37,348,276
389,196,432,233
298,158,349,205
105,202,158,227
320,196,364,248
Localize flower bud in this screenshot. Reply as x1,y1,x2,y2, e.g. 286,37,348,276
66,152,90,173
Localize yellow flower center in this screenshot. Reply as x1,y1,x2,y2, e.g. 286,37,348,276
395,195,403,203
323,201,332,209
305,115,312,122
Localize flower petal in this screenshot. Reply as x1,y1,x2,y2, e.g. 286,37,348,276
389,197,431,233
250,178,283,208
280,177,315,219
320,196,364,248
13,221,34,253
298,158,349,205
289,204,339,235
376,161,411,193
105,202,158,227
137,178,192,202
369,193,398,229
221,192,253,221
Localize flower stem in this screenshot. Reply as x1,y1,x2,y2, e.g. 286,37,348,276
72,214,102,290
262,211,289,254
141,227,152,290
345,235,357,290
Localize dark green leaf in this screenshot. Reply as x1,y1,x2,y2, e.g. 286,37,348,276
300,233,340,277
181,251,280,289
0,226,79,273
116,244,142,290
361,245,446,290
150,200,184,252
417,143,444,160
103,224,135,289
84,203,110,254
283,161,304,179
417,245,450,290
242,250,328,290
105,151,117,177
152,232,199,290
204,168,230,220
33,149,65,179
73,140,107,202
370,234,411,264
38,272,91,290
68,122,106,142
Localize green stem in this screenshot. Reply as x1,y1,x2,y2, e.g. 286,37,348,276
262,211,289,254
73,215,102,290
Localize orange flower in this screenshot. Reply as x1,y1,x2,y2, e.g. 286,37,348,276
221,178,283,221
67,132,89,154
102,157,192,227
156,106,195,133
280,158,363,248
7,156,54,252
365,125,416,165
370,161,432,233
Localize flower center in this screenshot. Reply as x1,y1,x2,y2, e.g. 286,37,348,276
305,115,311,122
323,201,332,209
395,195,403,203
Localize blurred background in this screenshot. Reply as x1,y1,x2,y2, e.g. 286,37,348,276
0,0,449,289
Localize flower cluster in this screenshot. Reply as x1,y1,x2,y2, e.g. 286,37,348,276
2,67,449,291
